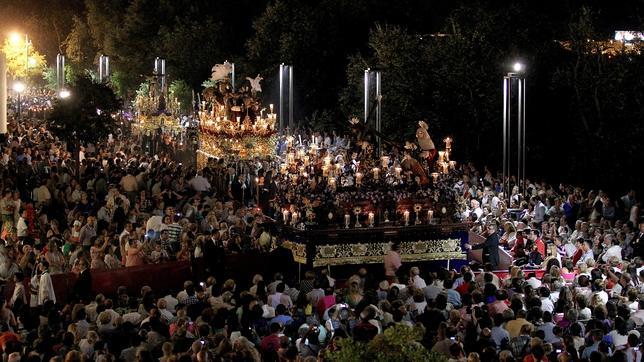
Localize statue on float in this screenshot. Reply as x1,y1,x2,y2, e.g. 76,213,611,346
416,120,437,165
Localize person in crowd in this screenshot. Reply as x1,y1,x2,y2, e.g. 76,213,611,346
0,115,640,362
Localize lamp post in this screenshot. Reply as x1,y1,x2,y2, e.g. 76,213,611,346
502,62,526,207
13,81,25,120
279,64,294,132
364,68,382,156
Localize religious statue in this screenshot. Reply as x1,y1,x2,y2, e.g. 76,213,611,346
416,120,437,165
401,148,429,186
246,74,263,95
211,63,233,82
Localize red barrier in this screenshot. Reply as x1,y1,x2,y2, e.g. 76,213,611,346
2,251,293,304
47,261,193,302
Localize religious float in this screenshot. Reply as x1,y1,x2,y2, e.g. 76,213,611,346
196,62,278,168
132,59,183,154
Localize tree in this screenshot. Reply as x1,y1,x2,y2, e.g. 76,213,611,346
158,15,227,89
1,36,47,79
168,80,193,114
550,7,644,187
324,324,446,362
48,75,122,177
63,15,98,71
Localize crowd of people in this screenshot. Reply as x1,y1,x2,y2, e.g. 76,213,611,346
0,112,642,362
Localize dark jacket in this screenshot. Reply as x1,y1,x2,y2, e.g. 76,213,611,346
473,233,500,268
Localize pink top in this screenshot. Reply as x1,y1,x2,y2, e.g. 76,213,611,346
561,272,576,281
384,251,402,277
125,247,145,267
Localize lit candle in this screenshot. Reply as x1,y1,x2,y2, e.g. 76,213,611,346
237,116,241,127
269,104,274,113
292,212,299,225
438,151,445,163
427,210,433,223
449,160,456,170
403,210,410,226
355,172,363,186
368,212,375,227
324,156,331,166
283,209,290,223
395,167,402,179
329,177,336,190
445,137,452,149
372,167,380,180
442,162,449,174
381,156,389,168
344,214,350,228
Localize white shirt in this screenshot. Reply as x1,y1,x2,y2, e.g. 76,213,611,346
541,297,554,313
594,290,609,305
412,275,427,289
564,242,578,258
16,217,28,237
189,175,211,192
527,277,542,289
163,294,179,312
577,249,595,266
38,271,56,305
602,245,623,262
624,347,642,362
533,202,547,223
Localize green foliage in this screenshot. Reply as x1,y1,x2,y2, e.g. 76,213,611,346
42,64,83,91
1,37,47,79
158,15,228,89
325,324,446,362
201,79,217,89
64,15,97,70
303,109,338,132
48,75,122,148
169,79,193,113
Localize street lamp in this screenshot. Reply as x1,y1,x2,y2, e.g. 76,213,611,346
512,62,524,73
13,81,25,119
9,32,22,45
502,61,526,207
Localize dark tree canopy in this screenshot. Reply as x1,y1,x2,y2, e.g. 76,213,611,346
48,76,122,148
3,1,644,190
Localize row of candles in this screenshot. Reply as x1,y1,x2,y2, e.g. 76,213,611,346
136,95,182,116
281,208,436,227
279,136,457,188
199,103,277,131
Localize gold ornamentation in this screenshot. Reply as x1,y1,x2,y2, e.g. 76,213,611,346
285,238,465,267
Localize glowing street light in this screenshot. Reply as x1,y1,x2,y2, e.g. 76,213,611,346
12,81,25,93
9,32,22,45
513,62,524,73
